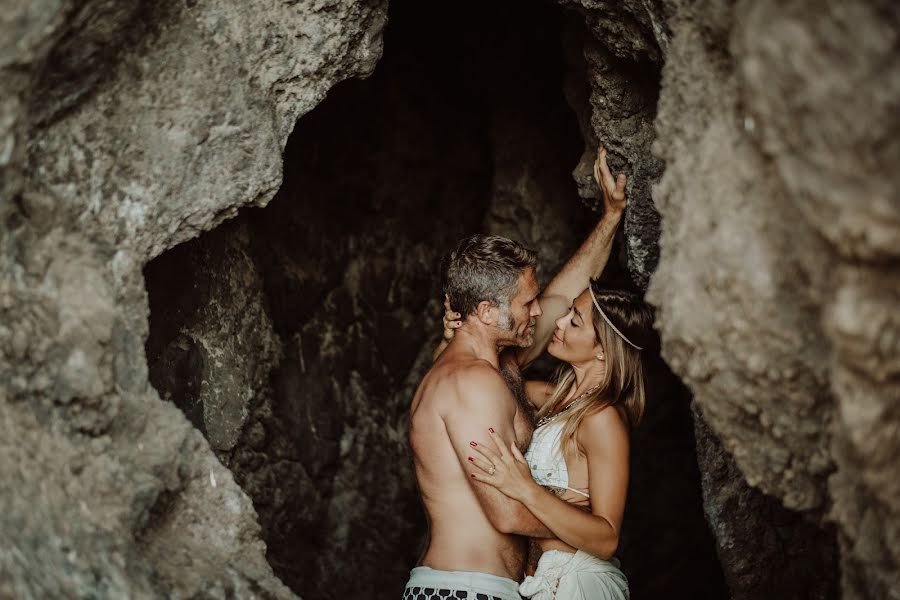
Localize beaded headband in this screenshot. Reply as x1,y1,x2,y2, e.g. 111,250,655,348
588,287,643,350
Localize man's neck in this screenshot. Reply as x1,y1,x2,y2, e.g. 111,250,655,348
449,325,504,368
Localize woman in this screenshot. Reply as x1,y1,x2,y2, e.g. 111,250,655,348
442,281,654,600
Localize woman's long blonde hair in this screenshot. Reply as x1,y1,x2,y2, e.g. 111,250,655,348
535,286,654,458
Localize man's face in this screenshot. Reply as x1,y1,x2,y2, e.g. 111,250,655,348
496,267,542,348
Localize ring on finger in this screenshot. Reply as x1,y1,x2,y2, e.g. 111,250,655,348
488,464,496,476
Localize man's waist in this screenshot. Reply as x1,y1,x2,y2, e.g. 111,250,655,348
420,540,526,583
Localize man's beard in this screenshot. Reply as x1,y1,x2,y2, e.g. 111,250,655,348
497,304,535,348
497,303,513,331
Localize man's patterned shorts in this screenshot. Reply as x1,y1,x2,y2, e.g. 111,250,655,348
401,588,506,600
402,567,521,600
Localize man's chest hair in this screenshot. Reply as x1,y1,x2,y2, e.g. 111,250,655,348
499,361,536,445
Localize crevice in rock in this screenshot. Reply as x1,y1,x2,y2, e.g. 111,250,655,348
693,409,840,599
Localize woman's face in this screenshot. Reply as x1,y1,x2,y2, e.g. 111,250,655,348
548,289,603,365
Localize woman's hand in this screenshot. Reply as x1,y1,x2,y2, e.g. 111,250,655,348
442,294,462,341
469,429,540,503
594,145,627,216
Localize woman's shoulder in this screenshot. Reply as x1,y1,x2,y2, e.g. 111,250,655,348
576,404,629,451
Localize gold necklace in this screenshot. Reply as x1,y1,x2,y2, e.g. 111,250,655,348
536,383,602,428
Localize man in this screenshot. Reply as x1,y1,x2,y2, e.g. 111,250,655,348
404,147,627,600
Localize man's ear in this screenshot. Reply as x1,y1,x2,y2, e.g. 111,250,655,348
475,300,495,325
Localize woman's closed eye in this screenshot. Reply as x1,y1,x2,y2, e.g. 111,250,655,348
567,305,578,327
570,307,580,327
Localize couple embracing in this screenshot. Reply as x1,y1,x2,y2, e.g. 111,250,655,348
404,147,653,600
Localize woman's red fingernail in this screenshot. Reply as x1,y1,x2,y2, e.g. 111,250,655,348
470,441,477,447
468,457,474,462
471,474,477,478
489,427,495,434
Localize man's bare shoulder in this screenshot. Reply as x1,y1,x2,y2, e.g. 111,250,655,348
425,357,512,411
430,352,498,381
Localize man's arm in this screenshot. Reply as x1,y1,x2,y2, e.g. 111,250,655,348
443,363,552,537
516,146,627,369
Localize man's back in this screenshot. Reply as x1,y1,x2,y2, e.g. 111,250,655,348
409,349,532,579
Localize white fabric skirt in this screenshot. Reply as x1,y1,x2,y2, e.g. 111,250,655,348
519,550,629,600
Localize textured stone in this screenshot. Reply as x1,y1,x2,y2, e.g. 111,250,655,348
1,0,387,597
693,405,838,599
561,13,665,289
28,0,387,262
146,225,281,453
648,0,899,597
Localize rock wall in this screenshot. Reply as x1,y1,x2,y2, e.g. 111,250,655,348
566,0,899,597
560,2,666,288
693,407,838,599
1,0,386,597
646,0,899,598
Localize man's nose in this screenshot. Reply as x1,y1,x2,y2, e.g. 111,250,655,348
532,300,542,317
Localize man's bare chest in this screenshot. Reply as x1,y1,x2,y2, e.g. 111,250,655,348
499,358,534,450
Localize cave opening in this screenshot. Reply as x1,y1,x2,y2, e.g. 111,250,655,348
143,1,725,599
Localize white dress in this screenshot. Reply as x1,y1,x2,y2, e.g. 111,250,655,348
520,419,629,600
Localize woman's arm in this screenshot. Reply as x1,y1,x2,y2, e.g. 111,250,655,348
433,295,461,361
437,147,628,368
469,409,629,559
514,146,626,370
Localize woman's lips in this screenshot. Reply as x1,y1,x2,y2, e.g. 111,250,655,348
552,333,562,344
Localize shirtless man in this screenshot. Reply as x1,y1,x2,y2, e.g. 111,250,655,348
404,148,627,600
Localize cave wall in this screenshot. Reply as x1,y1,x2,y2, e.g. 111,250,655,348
645,0,899,598
564,0,899,597
562,1,837,596
1,0,386,597
693,408,838,599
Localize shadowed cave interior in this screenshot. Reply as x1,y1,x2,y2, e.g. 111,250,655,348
143,1,728,598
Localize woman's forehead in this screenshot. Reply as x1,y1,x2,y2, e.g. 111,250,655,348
574,290,595,318
575,288,593,307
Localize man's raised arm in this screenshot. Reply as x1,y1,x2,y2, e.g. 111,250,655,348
443,363,553,537
516,146,627,369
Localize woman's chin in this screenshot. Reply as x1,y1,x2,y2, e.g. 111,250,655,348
547,344,560,359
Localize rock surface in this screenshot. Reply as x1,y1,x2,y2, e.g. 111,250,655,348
646,0,899,597
693,406,838,599
2,0,386,597
560,11,665,289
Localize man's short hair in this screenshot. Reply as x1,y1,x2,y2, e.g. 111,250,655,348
442,234,538,317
